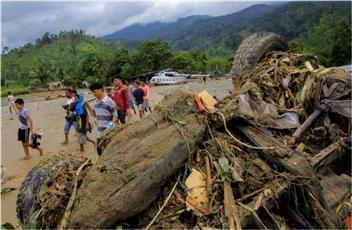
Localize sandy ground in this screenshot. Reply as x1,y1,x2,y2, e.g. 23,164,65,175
0,78,232,225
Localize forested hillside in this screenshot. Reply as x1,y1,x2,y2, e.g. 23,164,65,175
1,31,225,96
1,2,351,96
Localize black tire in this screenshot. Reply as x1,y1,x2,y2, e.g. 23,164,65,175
16,155,88,226
230,32,288,86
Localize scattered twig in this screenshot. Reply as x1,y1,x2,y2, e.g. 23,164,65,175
145,179,179,230
224,182,242,230
205,156,212,195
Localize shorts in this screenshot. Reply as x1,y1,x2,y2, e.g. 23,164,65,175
138,103,144,111
18,128,30,144
143,100,150,109
118,110,126,124
64,120,78,134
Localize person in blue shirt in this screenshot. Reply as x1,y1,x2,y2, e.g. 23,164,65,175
69,90,96,154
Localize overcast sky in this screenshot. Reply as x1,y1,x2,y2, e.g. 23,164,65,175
1,1,260,49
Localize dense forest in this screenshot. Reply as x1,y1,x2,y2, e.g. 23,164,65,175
1,1,351,96
1,31,224,96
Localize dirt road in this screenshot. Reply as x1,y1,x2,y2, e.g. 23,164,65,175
0,78,232,225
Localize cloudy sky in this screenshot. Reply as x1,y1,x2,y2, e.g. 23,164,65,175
1,1,260,49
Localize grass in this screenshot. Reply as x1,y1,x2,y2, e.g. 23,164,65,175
1,86,31,97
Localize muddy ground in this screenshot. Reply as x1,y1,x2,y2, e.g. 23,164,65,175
1,78,232,225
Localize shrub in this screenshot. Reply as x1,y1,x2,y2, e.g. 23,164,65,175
29,79,42,86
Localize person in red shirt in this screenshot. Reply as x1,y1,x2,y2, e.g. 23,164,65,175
141,81,152,113
112,78,130,124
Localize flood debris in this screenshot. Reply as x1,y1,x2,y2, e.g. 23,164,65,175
16,32,351,229
45,91,65,100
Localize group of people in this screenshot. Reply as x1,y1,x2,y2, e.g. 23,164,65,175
9,77,154,160
109,78,152,122
64,78,152,155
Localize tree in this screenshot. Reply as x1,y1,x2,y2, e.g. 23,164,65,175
136,39,173,72
293,14,351,66
2,46,9,54
206,56,231,73
81,52,110,84
111,48,130,77
169,51,196,72
330,18,351,66
31,60,52,83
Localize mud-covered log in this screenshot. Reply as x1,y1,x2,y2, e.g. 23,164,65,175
68,91,207,228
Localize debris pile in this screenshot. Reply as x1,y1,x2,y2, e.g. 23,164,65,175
119,51,351,229
16,33,351,229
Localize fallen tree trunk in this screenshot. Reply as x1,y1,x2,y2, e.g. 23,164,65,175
68,91,207,228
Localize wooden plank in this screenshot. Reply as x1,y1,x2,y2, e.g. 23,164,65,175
198,90,217,112
311,140,346,170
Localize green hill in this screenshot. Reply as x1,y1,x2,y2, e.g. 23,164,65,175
1,31,128,94
1,2,351,96
166,1,351,57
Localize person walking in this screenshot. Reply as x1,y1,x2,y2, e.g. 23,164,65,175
7,92,15,115
70,90,96,154
126,80,136,116
15,98,44,160
62,88,79,145
141,81,152,113
85,83,118,156
112,78,130,124
133,81,145,119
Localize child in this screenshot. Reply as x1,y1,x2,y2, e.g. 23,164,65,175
133,81,145,119
15,99,44,160
8,92,15,115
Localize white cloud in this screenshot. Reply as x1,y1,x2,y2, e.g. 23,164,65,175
1,1,257,49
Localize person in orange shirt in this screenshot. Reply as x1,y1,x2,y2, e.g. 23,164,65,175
141,81,152,113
